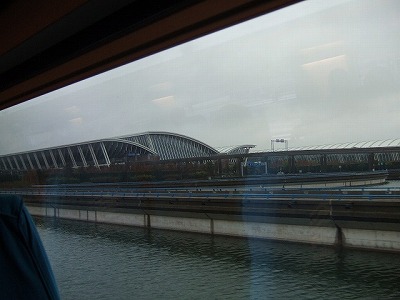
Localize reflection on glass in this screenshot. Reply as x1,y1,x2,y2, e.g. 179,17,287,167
1,1,400,299
1,0,400,155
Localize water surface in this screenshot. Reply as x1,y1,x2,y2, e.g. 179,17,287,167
36,218,400,299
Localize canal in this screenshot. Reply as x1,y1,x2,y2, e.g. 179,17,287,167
36,217,400,299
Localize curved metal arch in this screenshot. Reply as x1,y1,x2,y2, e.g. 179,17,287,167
120,131,219,155
216,145,255,155
101,138,157,155
0,138,159,171
387,139,400,147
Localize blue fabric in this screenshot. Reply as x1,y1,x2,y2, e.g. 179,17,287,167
0,195,60,299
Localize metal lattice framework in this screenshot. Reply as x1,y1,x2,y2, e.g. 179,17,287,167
0,139,157,171
216,145,255,155
120,132,219,160
251,138,400,166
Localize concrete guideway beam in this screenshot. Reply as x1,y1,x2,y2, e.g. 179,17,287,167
24,192,400,252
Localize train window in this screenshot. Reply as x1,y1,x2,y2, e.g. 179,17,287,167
1,0,400,299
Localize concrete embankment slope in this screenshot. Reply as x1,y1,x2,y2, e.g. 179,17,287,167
22,187,400,253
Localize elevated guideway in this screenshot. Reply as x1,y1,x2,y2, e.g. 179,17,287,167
2,172,400,253
30,171,388,190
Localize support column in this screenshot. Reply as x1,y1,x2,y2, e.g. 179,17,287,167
88,144,99,168
289,155,296,173
41,151,50,169
320,154,327,172
49,150,58,169
78,146,88,167
368,153,375,171
26,153,34,169
7,157,14,170
33,153,42,169
13,156,21,170
19,155,27,170
217,158,222,176
58,149,66,167
67,147,78,168
236,157,242,176
100,142,111,166
1,158,8,170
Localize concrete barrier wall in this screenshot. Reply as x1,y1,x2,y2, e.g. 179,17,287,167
342,228,400,252
28,206,47,216
96,211,145,227
58,208,81,220
213,220,337,245
150,215,211,233
27,205,400,253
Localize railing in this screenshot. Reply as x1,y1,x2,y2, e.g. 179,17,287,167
1,186,400,202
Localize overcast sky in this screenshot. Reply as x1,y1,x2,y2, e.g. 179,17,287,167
1,0,400,155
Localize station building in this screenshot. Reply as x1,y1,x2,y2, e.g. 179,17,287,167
269,139,400,167
0,132,255,172
248,139,400,174
2,133,400,174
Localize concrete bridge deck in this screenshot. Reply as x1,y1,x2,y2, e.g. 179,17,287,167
0,172,398,251
1,179,400,253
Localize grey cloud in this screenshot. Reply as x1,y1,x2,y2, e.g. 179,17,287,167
1,0,400,155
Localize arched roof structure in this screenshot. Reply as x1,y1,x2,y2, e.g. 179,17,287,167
0,138,157,171
119,132,219,160
276,138,400,152
2,136,400,172
216,145,255,155
0,132,221,172
249,138,400,166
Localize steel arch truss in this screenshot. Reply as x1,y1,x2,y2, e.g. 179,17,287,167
0,132,247,172
0,139,157,171
120,132,219,160
216,145,255,155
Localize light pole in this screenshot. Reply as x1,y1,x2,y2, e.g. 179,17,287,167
271,139,289,174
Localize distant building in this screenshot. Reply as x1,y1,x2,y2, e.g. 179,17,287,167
0,132,255,171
